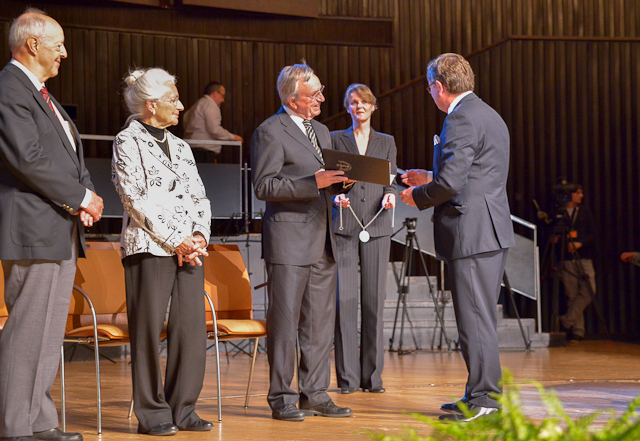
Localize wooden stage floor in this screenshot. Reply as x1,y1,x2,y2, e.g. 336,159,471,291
57,341,640,440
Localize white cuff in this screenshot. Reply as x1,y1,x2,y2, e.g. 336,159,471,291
80,188,92,209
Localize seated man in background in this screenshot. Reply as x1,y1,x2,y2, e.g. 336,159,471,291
183,81,242,155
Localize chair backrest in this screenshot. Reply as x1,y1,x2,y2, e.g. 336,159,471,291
0,263,8,331
68,242,128,330
204,244,254,320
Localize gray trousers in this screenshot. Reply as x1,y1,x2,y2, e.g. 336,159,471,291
559,259,595,338
265,249,337,411
123,253,206,432
334,234,389,390
0,235,78,437
448,248,508,409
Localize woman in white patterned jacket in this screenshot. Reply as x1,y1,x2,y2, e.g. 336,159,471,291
111,67,212,436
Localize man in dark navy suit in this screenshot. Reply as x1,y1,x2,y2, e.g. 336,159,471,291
0,9,103,441
400,53,514,422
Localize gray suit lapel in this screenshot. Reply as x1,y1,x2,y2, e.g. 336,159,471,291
342,127,359,155
366,128,381,157
278,109,324,165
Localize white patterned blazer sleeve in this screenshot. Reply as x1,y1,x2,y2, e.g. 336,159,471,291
112,121,211,257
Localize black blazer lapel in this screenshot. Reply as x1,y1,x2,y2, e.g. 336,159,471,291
6,64,82,170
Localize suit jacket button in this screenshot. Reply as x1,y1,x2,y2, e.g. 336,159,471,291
361,185,365,189
361,198,366,202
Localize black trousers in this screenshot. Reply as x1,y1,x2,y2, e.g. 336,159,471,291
123,253,206,431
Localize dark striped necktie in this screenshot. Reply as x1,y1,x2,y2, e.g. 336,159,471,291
302,119,324,165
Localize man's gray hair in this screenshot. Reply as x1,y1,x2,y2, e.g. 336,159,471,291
122,67,177,126
9,8,50,53
427,53,475,94
277,61,314,107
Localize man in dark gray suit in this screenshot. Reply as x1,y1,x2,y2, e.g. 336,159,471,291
400,53,514,422
251,62,354,422
0,9,103,441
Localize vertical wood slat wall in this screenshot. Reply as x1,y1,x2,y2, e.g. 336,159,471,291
0,0,638,338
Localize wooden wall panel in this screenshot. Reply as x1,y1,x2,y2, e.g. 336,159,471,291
463,40,640,338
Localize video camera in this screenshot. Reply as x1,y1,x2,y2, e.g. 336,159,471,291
533,177,579,225
552,177,578,217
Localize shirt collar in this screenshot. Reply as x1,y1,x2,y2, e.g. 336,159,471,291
284,105,304,123
447,90,473,114
10,58,45,91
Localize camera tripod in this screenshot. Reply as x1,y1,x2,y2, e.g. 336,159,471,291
541,221,608,337
388,218,453,354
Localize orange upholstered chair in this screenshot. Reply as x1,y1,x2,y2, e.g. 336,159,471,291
203,244,267,422
0,264,7,336
64,241,170,434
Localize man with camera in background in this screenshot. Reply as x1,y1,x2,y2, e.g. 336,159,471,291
555,184,596,341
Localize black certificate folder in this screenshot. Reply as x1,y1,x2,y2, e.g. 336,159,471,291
322,149,390,186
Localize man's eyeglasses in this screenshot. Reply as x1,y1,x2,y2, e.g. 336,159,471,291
427,82,436,91
302,85,325,101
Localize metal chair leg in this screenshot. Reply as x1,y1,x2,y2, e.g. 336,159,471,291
60,346,66,432
128,393,134,419
244,337,259,408
72,285,102,434
204,291,222,423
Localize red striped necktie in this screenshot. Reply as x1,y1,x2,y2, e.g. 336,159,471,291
40,86,57,114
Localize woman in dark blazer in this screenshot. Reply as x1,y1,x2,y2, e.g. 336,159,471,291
331,84,397,394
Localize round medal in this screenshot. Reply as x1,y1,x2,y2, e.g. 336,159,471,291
359,230,370,243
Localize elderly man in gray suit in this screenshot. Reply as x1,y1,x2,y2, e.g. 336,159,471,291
0,9,103,441
251,62,354,422
400,53,514,422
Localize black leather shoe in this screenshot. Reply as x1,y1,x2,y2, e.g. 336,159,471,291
181,419,213,431
439,404,499,422
340,387,359,394
441,396,469,413
301,400,353,418
142,423,179,436
363,386,385,393
33,428,82,441
0,437,36,440
272,404,305,421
